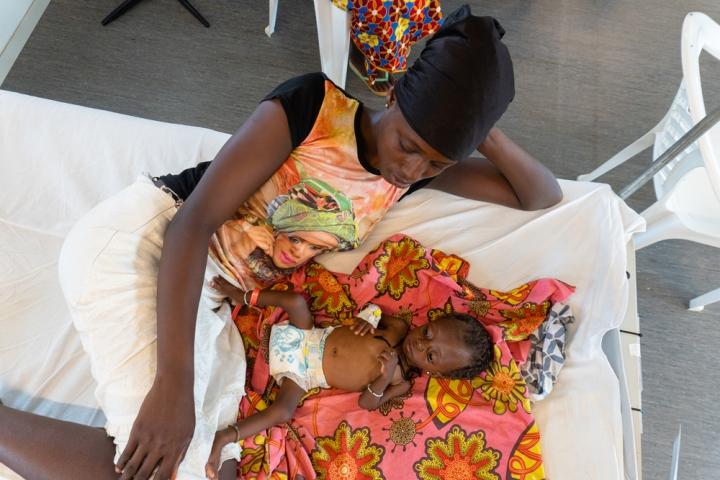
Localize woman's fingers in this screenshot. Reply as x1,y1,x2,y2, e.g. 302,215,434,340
133,451,162,480
247,226,275,256
119,445,147,480
155,453,185,480
116,437,139,473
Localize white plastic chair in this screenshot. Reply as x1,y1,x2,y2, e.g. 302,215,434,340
266,0,350,89
578,12,720,311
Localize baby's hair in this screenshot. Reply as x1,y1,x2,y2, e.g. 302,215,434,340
442,312,493,379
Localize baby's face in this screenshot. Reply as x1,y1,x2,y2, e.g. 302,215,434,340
401,317,473,376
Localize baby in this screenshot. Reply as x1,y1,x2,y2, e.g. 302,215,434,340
205,276,493,479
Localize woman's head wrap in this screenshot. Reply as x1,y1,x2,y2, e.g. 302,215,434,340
267,178,359,251
394,4,515,161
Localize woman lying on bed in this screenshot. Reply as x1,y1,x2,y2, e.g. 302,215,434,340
0,5,561,480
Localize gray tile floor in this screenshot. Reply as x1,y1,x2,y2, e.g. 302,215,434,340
4,0,720,478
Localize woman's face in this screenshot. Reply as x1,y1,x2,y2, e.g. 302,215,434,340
375,99,457,188
272,231,339,269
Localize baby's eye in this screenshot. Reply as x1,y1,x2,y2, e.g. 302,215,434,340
427,352,434,363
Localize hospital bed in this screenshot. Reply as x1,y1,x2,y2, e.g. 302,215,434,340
0,89,644,479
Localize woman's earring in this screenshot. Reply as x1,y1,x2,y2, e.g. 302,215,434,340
384,102,389,109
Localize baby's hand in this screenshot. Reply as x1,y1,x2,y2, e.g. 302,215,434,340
205,427,236,480
350,318,376,336
378,349,399,377
210,276,246,305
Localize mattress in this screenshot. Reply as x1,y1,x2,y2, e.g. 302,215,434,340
0,90,644,479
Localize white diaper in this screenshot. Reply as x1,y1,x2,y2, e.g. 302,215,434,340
268,323,334,391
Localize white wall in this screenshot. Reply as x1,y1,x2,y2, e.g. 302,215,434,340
0,0,50,86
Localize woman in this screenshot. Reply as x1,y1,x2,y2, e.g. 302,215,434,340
0,6,561,480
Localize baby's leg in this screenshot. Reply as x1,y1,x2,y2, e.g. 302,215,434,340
218,458,238,480
210,275,246,305
205,380,305,479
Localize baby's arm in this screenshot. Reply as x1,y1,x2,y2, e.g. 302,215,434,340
211,276,312,330
205,380,305,479
256,289,313,330
358,350,411,411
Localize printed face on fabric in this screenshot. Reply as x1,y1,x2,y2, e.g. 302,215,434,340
401,316,474,376
374,95,457,188
271,230,339,269
265,178,359,269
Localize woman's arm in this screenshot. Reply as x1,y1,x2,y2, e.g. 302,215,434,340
424,127,563,211
117,100,294,480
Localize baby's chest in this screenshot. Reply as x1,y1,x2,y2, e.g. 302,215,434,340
322,333,387,389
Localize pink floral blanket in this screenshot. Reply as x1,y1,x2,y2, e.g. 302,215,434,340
231,234,574,479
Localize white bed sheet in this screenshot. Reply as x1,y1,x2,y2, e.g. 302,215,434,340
0,90,644,479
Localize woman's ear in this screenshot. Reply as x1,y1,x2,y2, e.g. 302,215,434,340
385,85,396,109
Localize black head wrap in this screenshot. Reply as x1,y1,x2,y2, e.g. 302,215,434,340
394,5,515,161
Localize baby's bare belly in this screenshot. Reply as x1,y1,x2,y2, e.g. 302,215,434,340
322,326,386,391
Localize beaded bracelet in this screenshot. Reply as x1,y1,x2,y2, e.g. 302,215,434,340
366,383,384,398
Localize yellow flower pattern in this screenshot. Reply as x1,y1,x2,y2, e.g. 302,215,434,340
475,346,531,415
415,426,500,480
312,421,386,480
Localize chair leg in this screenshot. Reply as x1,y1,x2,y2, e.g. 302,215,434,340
688,287,720,311
101,0,145,26
266,0,279,37
313,0,350,88
577,128,657,182
177,0,210,27
633,203,682,250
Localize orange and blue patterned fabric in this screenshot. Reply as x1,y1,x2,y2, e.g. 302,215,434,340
331,0,444,84
232,234,575,479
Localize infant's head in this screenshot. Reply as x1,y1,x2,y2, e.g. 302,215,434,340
402,312,493,379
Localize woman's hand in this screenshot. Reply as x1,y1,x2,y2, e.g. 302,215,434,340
116,379,195,480
245,224,275,256
350,318,376,336
205,427,236,480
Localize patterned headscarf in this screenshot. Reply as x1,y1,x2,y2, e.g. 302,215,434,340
267,179,359,251
394,4,515,161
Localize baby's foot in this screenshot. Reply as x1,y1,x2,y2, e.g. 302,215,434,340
210,276,245,304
